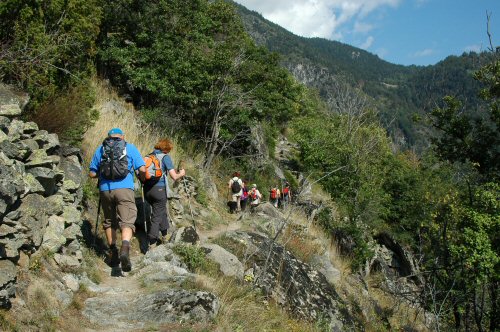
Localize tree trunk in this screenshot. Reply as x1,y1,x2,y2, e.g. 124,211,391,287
203,114,221,170
490,281,499,331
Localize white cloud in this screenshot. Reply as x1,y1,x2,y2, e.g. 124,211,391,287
235,0,401,40
359,36,374,49
412,48,435,57
414,0,429,8
354,21,374,33
376,47,389,59
464,44,482,53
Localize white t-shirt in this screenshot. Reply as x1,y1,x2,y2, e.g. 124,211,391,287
229,177,243,196
249,188,262,205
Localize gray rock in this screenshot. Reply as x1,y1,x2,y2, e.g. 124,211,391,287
0,104,21,117
54,288,72,307
225,231,359,329
58,155,83,187
249,124,269,167
25,149,55,168
0,84,29,109
0,163,25,213
26,167,57,196
61,240,83,261
0,231,25,258
202,243,244,279
0,224,16,236
63,224,83,240
61,205,82,225
54,253,80,268
62,274,80,292
44,133,60,153
0,130,8,143
0,259,17,308
45,195,65,216
59,145,82,159
311,254,341,284
0,140,29,160
83,289,219,328
170,226,199,245
23,173,46,195
22,121,38,134
0,116,11,130
19,138,39,152
41,215,66,252
252,202,283,219
7,119,24,141
0,259,17,287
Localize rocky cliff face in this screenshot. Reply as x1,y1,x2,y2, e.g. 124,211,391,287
0,84,85,308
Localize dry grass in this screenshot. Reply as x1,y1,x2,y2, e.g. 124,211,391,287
190,275,322,332
1,276,95,331
82,79,182,166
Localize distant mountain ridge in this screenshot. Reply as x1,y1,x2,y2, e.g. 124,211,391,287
232,1,488,148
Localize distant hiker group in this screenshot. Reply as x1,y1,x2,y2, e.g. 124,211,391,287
227,172,292,213
89,128,185,272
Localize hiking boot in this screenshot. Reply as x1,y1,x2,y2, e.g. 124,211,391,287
120,243,131,272
105,245,119,267
160,233,171,244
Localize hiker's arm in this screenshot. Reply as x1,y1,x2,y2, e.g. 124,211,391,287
168,168,185,181
89,147,101,179
136,166,146,182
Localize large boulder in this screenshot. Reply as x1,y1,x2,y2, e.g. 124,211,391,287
221,231,359,330
84,289,219,329
251,202,283,219
249,124,269,167
201,243,244,279
367,233,423,301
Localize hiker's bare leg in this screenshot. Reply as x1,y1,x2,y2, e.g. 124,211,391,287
121,227,133,242
105,227,117,246
237,196,241,211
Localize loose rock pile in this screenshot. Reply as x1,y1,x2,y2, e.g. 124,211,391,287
0,84,85,308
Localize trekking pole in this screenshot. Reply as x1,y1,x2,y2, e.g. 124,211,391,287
140,181,149,250
93,195,101,249
178,160,196,231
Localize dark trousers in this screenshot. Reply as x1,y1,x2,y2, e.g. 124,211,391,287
144,185,169,242
240,199,248,211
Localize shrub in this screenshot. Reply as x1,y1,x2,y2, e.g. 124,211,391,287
32,81,98,146
173,244,216,273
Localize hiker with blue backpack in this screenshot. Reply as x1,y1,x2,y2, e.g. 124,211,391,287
89,128,146,272
142,138,185,247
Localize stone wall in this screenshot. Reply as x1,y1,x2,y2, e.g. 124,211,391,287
0,84,85,308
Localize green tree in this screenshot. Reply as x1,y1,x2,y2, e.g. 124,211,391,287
98,0,304,166
0,0,101,104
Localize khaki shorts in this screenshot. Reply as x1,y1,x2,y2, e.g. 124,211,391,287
100,188,137,232
231,193,241,202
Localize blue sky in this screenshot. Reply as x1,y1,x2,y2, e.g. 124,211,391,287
234,0,500,66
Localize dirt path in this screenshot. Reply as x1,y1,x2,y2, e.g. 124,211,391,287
197,213,246,243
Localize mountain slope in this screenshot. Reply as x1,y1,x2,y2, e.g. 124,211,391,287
232,1,487,148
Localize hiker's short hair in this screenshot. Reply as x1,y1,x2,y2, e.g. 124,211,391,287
233,171,240,177
155,138,173,153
